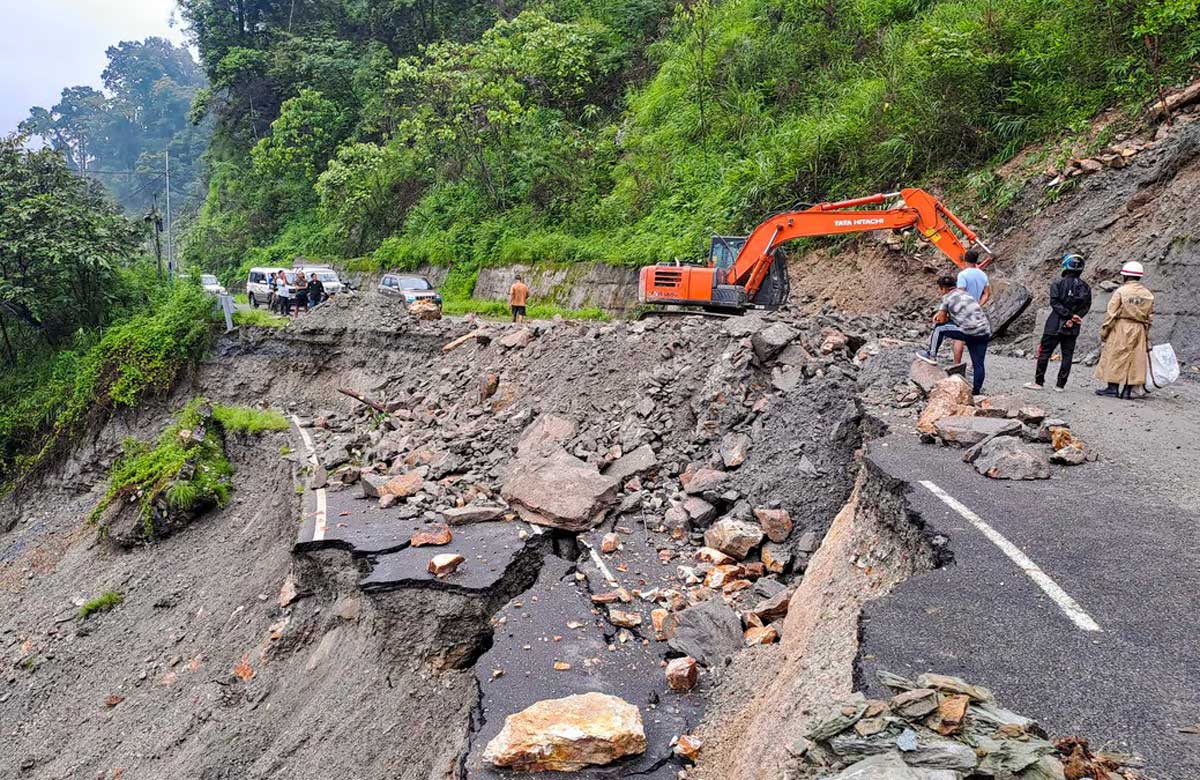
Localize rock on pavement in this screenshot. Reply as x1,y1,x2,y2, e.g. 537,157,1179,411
665,598,744,667
704,517,764,560
972,437,1051,480
916,376,973,435
482,692,647,771
934,416,1022,447
502,449,619,532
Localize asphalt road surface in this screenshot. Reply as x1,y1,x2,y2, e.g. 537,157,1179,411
859,358,1200,780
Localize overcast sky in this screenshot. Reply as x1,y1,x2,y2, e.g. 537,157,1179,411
0,0,187,135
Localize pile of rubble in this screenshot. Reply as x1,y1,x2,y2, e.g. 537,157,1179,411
285,299,937,772
910,365,1093,480
793,671,1138,780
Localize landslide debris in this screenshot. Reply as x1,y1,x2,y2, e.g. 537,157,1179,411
794,670,1141,780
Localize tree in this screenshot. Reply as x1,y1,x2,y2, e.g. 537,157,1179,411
0,136,144,359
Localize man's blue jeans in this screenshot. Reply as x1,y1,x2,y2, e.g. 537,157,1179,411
930,324,990,394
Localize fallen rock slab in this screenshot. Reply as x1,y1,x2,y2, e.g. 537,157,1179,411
910,360,949,395
753,507,793,543
482,692,647,772
442,503,507,525
752,322,799,362
516,414,578,458
603,443,658,483
502,449,619,532
935,416,1022,447
972,437,1051,480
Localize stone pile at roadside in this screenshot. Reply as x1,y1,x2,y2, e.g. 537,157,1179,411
909,366,1095,480
793,671,1139,780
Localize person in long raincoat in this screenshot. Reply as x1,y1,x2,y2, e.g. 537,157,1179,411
1095,261,1153,399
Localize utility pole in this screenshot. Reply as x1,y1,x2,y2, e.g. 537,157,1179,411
165,147,174,281
145,195,164,279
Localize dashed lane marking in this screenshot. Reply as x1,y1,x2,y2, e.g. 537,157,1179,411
291,416,328,543
919,480,1102,633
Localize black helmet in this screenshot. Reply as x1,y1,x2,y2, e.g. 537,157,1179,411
1061,253,1085,272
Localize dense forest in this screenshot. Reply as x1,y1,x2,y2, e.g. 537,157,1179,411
178,0,1200,289
19,37,210,221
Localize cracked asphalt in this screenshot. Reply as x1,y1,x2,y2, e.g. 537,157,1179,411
859,357,1200,779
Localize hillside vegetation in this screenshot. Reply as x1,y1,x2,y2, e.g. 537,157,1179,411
181,0,1200,286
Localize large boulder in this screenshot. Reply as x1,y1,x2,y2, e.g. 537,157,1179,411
972,437,1051,480
502,449,619,531
665,598,744,667
751,322,799,362
934,417,1022,447
704,518,764,560
916,377,973,435
482,692,646,771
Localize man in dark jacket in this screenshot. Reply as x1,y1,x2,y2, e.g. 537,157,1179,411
1024,254,1092,392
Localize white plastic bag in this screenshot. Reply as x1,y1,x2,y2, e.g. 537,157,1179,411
1144,343,1180,392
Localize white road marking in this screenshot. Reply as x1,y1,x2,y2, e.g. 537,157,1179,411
919,480,1102,633
291,415,328,543
580,539,618,585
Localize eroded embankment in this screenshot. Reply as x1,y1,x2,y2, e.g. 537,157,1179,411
693,450,945,780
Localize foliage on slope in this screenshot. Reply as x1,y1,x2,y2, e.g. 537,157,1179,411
0,284,213,490
182,0,1200,282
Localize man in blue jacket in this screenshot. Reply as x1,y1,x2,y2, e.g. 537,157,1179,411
1024,254,1092,392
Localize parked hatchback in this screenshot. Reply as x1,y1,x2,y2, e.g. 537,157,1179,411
379,273,441,305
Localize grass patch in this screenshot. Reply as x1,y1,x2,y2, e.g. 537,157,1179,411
233,292,249,305
78,591,124,620
90,399,234,539
442,298,609,321
233,308,289,328
212,404,289,434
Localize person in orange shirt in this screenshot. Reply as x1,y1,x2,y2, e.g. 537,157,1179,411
508,275,530,323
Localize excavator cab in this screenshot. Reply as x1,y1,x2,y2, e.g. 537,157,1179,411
709,236,747,271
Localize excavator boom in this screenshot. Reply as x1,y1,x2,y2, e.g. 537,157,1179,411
638,187,986,312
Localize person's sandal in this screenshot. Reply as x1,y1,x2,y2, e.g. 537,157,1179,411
1022,382,1043,391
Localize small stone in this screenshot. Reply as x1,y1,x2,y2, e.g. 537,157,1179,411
427,553,465,577
410,523,452,547
761,543,792,574
695,547,735,565
1051,446,1086,465
891,688,939,719
703,518,764,560
651,608,669,640
665,656,699,691
608,608,642,628
553,661,571,671
743,625,778,645
674,734,703,762
819,327,849,354
749,588,793,623
752,507,793,543
600,532,621,554
1017,405,1046,424
718,432,752,469
682,467,727,495
278,575,299,607
795,530,819,553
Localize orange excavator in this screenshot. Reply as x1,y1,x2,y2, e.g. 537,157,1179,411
638,187,991,313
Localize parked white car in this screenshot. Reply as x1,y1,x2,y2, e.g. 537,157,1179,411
199,274,227,296
295,265,345,295
245,267,288,308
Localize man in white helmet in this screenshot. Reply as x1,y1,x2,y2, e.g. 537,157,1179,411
1094,261,1153,399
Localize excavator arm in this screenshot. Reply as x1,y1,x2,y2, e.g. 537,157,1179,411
638,187,988,311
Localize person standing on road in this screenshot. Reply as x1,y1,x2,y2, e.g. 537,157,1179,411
294,271,309,315
509,275,530,323
952,246,992,367
1024,254,1092,393
916,275,992,395
275,270,292,317
1095,261,1153,400
307,273,325,308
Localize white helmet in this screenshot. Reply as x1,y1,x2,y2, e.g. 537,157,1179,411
1120,261,1144,278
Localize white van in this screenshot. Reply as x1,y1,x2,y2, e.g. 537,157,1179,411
294,264,344,295
245,267,287,308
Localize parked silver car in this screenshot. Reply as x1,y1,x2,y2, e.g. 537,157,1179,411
378,273,442,306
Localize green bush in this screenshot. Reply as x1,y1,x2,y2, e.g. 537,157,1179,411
0,283,213,490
